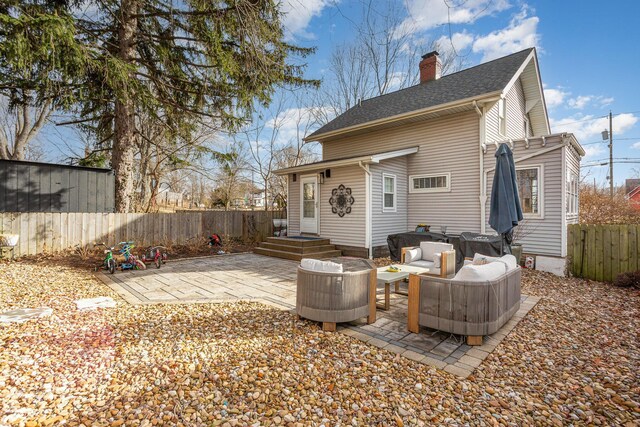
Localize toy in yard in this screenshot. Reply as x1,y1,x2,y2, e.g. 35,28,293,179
118,241,146,270
95,243,117,274
208,233,225,255
142,246,168,269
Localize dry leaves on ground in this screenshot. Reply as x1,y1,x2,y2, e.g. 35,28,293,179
0,261,638,426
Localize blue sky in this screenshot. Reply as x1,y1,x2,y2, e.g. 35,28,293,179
277,0,640,186
39,0,640,186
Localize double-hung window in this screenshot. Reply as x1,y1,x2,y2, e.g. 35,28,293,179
566,173,579,215
516,166,543,218
498,98,507,136
383,173,396,212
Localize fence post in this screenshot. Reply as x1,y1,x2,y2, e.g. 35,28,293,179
242,212,247,242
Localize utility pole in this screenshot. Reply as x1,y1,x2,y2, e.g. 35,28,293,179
608,111,614,198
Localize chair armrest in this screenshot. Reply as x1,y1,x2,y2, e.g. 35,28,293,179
440,250,456,278
401,246,418,264
414,250,456,278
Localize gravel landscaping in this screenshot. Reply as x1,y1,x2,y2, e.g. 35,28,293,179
1,260,638,426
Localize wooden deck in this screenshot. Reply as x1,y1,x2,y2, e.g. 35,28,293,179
254,236,342,261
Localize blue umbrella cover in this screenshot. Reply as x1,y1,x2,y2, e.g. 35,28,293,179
489,144,524,236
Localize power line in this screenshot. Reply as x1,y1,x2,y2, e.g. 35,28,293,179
553,110,640,127
553,115,607,126
587,157,640,162
582,137,640,146
583,160,640,167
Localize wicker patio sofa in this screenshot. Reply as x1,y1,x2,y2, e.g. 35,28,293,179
296,259,377,332
407,254,521,345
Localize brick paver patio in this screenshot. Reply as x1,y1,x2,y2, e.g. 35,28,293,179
97,253,299,309
97,253,539,377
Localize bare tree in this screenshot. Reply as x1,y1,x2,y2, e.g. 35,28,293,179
210,147,250,210
317,0,464,123
235,90,321,210
122,113,221,212
0,94,52,160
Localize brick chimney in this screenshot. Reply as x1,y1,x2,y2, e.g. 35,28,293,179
419,51,441,83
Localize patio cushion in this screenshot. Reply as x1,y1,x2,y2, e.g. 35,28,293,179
300,258,343,273
452,261,506,282
407,260,435,269
433,253,441,268
405,248,422,263
472,253,518,271
499,254,518,271
419,242,454,262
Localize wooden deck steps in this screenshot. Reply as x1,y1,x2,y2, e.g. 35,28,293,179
254,237,342,261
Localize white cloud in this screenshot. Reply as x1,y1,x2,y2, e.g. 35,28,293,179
582,144,606,159
568,95,592,109
543,88,614,111
544,87,569,108
472,7,540,61
265,106,332,143
551,113,639,157
279,0,333,39
435,31,474,54
399,0,510,35
631,141,640,150
599,97,614,107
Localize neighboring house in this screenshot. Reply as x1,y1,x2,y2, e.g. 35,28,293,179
156,189,184,206
275,48,584,274
250,191,266,208
625,179,640,209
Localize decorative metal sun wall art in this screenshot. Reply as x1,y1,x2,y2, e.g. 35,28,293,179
329,184,355,217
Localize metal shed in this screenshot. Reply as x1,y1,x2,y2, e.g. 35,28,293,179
0,159,115,213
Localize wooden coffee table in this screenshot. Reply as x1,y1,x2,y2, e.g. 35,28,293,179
376,265,429,310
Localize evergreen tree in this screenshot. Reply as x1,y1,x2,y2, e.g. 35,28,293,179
0,0,317,211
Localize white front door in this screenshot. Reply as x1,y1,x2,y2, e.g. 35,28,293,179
300,175,318,234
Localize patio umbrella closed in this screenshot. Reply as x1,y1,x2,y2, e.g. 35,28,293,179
489,144,523,253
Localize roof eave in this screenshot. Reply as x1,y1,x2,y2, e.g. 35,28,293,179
274,146,419,175
501,48,550,136
530,50,552,135
303,91,503,143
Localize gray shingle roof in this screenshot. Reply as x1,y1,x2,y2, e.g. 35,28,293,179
308,48,534,140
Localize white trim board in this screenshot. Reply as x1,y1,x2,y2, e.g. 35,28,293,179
275,147,419,175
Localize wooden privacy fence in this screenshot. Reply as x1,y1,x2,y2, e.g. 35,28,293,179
568,224,640,282
0,210,284,257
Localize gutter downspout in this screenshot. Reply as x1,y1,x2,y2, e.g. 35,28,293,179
359,161,372,258
476,102,487,234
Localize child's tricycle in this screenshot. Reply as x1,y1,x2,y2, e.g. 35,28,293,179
118,241,146,270
142,246,168,269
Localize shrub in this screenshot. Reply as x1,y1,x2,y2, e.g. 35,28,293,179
614,271,640,289
580,184,640,225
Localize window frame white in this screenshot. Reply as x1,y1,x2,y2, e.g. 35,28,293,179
409,173,451,194
382,173,397,212
516,164,544,219
498,98,507,137
566,172,579,216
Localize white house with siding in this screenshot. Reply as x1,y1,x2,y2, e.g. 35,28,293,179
275,48,584,273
